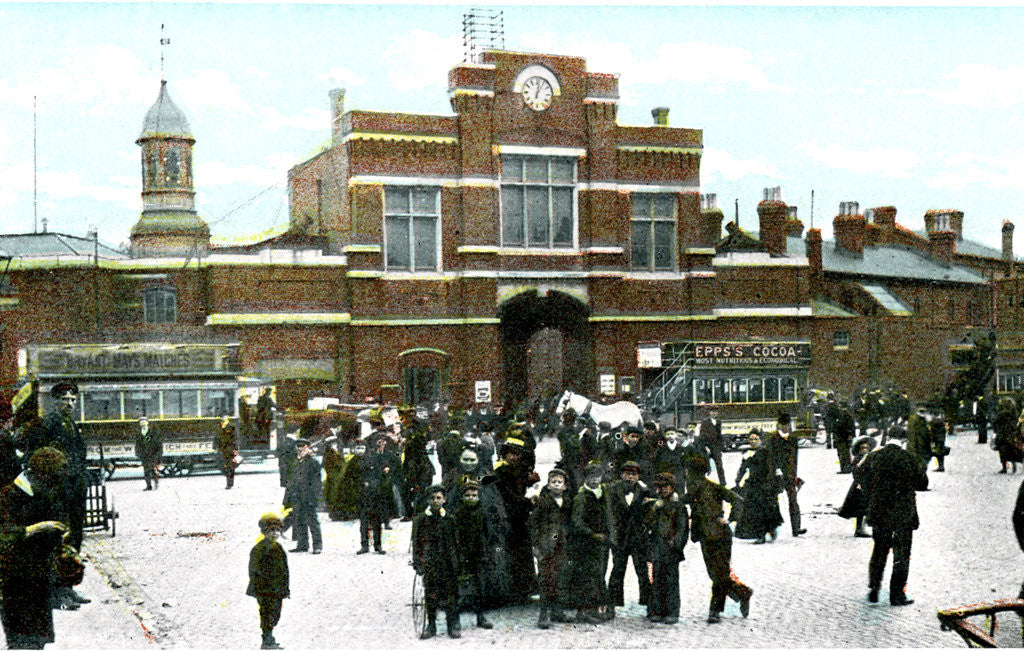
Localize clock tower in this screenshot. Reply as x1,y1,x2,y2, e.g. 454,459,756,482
130,80,210,258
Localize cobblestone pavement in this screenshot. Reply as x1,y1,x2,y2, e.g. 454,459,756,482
49,430,1024,648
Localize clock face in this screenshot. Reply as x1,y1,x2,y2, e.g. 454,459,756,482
522,76,554,111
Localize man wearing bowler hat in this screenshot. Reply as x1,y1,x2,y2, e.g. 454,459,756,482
286,438,322,554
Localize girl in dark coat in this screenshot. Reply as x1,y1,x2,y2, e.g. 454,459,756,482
528,469,573,628
732,432,784,544
563,462,611,624
247,512,289,650
412,486,461,639
838,437,876,537
995,397,1024,473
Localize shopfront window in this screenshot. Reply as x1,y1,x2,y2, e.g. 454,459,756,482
748,378,763,403
202,389,233,417
126,390,159,419
764,377,780,402
163,389,200,418
1000,372,1024,393
83,391,121,421
781,377,797,401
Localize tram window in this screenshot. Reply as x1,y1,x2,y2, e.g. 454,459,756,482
781,377,797,401
83,391,120,421
748,378,763,403
712,378,730,403
202,390,232,417
126,391,159,419
732,379,748,403
765,377,779,402
163,389,199,418
694,379,713,404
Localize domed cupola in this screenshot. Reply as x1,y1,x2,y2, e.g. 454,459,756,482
130,80,210,258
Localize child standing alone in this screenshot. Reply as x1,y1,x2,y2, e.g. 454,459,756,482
247,512,290,649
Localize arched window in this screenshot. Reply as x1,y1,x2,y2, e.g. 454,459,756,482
144,286,176,324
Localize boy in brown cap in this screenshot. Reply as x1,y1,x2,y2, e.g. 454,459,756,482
528,468,573,628
644,472,688,624
452,480,493,630
247,511,289,649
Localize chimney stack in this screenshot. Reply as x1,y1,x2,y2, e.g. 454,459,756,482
700,193,724,247
925,210,959,261
757,186,788,255
785,205,804,238
806,228,823,292
833,201,866,256
1003,220,1015,262
652,107,669,126
330,88,346,146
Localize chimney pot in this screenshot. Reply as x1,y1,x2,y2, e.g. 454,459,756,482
652,107,669,126
330,88,346,146
1004,220,1015,262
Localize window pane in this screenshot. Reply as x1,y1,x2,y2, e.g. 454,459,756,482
385,187,409,214
126,390,159,419
551,158,574,182
632,221,650,267
694,378,712,404
713,378,730,403
765,377,779,402
202,389,232,417
501,187,524,245
552,188,573,246
748,378,763,402
525,157,547,182
164,389,198,418
83,391,120,421
411,187,435,214
632,195,652,218
501,155,522,182
526,187,549,245
653,222,674,269
653,194,675,217
781,377,796,402
732,378,748,403
413,216,436,270
386,216,410,269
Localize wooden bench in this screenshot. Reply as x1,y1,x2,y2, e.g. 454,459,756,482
937,599,1024,647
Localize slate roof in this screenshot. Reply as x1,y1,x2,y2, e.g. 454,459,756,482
786,235,987,285
910,229,1017,261
0,233,126,259
138,80,192,141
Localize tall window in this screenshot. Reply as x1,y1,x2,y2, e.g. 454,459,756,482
404,367,440,404
144,287,176,324
631,193,676,269
385,186,439,271
500,155,575,248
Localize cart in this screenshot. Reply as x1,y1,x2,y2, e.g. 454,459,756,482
83,468,118,537
410,571,426,637
938,598,1024,647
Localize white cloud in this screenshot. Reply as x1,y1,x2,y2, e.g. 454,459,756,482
925,151,1024,192
911,64,1024,109
382,29,462,92
246,65,270,80
518,33,786,93
259,106,329,132
320,67,366,88
797,142,919,178
702,147,780,182
178,69,251,114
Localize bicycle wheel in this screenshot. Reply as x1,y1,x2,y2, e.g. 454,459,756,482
411,572,426,636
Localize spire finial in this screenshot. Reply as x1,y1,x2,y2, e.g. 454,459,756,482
160,24,170,81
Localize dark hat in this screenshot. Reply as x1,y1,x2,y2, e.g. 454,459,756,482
462,480,481,492
597,421,612,430
620,460,642,473
585,460,604,477
294,438,312,447
654,472,675,487
625,426,643,436
259,512,284,529
547,468,567,480
684,453,710,475
777,412,791,426
50,381,79,398
501,437,527,453
28,446,67,476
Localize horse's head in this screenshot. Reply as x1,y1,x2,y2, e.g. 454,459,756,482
554,389,572,415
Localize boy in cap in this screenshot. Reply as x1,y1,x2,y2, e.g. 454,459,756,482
216,416,238,490
564,460,611,624
451,480,494,630
412,485,461,639
528,468,573,628
644,472,688,624
134,417,162,491
685,454,752,624
285,439,322,554
247,511,289,649
606,459,651,617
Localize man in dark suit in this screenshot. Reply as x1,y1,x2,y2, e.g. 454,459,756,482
856,439,928,606
766,412,806,537
285,439,322,554
606,460,651,615
835,401,857,474
697,406,727,486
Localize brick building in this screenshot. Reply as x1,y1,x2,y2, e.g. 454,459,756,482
0,47,1015,431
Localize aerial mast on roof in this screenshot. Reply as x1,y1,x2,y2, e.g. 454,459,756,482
160,24,170,81
33,95,37,234
463,8,504,63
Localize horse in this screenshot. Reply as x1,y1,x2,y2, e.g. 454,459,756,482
554,389,643,431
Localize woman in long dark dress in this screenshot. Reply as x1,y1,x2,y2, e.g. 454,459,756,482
837,436,875,537
995,397,1024,473
732,431,783,544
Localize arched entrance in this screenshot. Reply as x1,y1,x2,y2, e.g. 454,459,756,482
498,290,592,405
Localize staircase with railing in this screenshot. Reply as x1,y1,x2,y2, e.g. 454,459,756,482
639,344,695,418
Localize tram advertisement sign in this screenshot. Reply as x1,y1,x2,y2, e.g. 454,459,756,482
28,343,240,378
687,342,811,366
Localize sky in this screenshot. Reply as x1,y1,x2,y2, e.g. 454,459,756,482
3,3,1024,252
